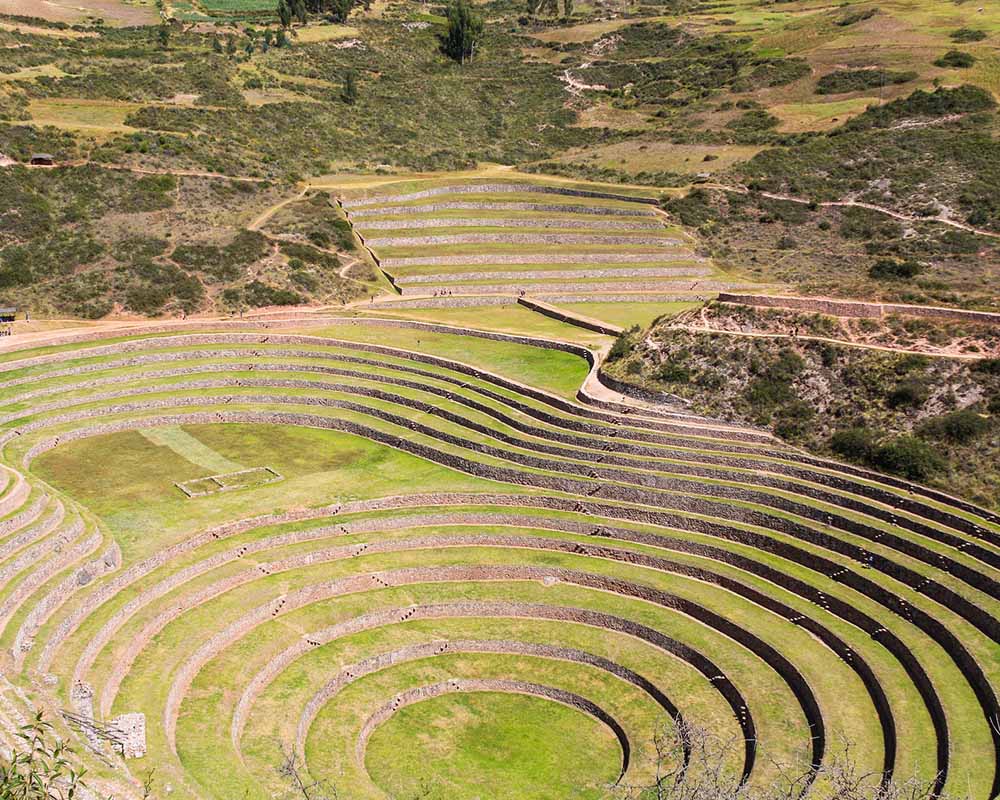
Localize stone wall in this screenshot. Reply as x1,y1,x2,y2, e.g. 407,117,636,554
341,183,659,208
348,201,655,218
379,252,698,268
358,216,664,231
718,293,1000,325
392,266,711,285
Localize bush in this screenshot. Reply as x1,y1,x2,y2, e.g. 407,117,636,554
242,279,304,307
608,327,639,362
815,69,916,95
972,357,1000,376
919,408,991,443
830,427,877,462
951,28,987,43
657,362,691,383
934,50,976,69
872,435,945,480
887,377,929,409
869,258,922,279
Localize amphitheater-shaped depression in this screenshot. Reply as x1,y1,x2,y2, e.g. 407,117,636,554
1,316,999,799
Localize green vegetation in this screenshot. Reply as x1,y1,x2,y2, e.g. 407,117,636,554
815,69,917,96
607,305,1000,506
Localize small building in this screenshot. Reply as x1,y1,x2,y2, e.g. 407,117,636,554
29,153,55,166
0,307,16,323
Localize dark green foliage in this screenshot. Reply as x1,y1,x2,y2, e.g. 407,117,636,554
871,435,945,480
869,258,921,280
0,713,87,800
935,50,976,69
170,230,268,283
279,241,340,270
663,189,714,227
830,427,877,462
887,377,929,409
242,279,304,307
342,69,358,105
842,85,995,131
815,68,916,95
835,8,876,26
744,348,803,412
973,358,1000,376
919,408,991,443
443,0,484,63
951,28,987,43
656,361,691,383
726,109,779,134
607,326,639,361
741,58,810,89
120,260,204,315
773,399,815,440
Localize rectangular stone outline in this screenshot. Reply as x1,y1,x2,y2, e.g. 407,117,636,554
175,467,283,498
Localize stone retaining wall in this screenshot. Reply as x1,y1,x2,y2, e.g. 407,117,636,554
0,493,48,541
379,252,697,268
718,294,1000,325
348,201,655,218
13,537,119,666
9,360,997,561
162,561,806,775
398,281,739,297
517,298,621,336
0,500,63,565
367,233,682,247
357,217,665,231
12,380,999,579
341,183,659,209
355,678,631,780
5,315,993,530
393,266,711,285
297,638,679,773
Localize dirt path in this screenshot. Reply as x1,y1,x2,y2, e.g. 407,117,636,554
669,321,987,360
712,184,1000,240
247,186,310,231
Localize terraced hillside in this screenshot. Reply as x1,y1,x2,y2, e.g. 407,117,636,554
0,316,998,799
342,179,764,313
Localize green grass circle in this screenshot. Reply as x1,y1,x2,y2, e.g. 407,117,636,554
364,691,623,799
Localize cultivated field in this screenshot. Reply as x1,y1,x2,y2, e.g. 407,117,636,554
341,177,769,324
0,316,998,799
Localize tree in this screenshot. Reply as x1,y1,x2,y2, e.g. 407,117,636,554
226,34,238,55
277,0,293,27
442,0,483,64
342,69,358,105
293,0,307,23
0,713,87,800
157,22,170,49
276,27,289,46
563,0,573,17
212,36,223,53
328,0,354,23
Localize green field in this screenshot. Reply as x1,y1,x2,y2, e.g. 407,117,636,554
0,316,995,800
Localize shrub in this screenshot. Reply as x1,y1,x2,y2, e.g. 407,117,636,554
657,362,691,383
830,427,877,462
815,69,916,95
972,357,1000,376
869,258,921,279
951,28,987,43
242,279,304,307
934,50,976,69
919,408,991,443
887,378,929,409
608,327,639,361
773,399,815,440
872,435,946,480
